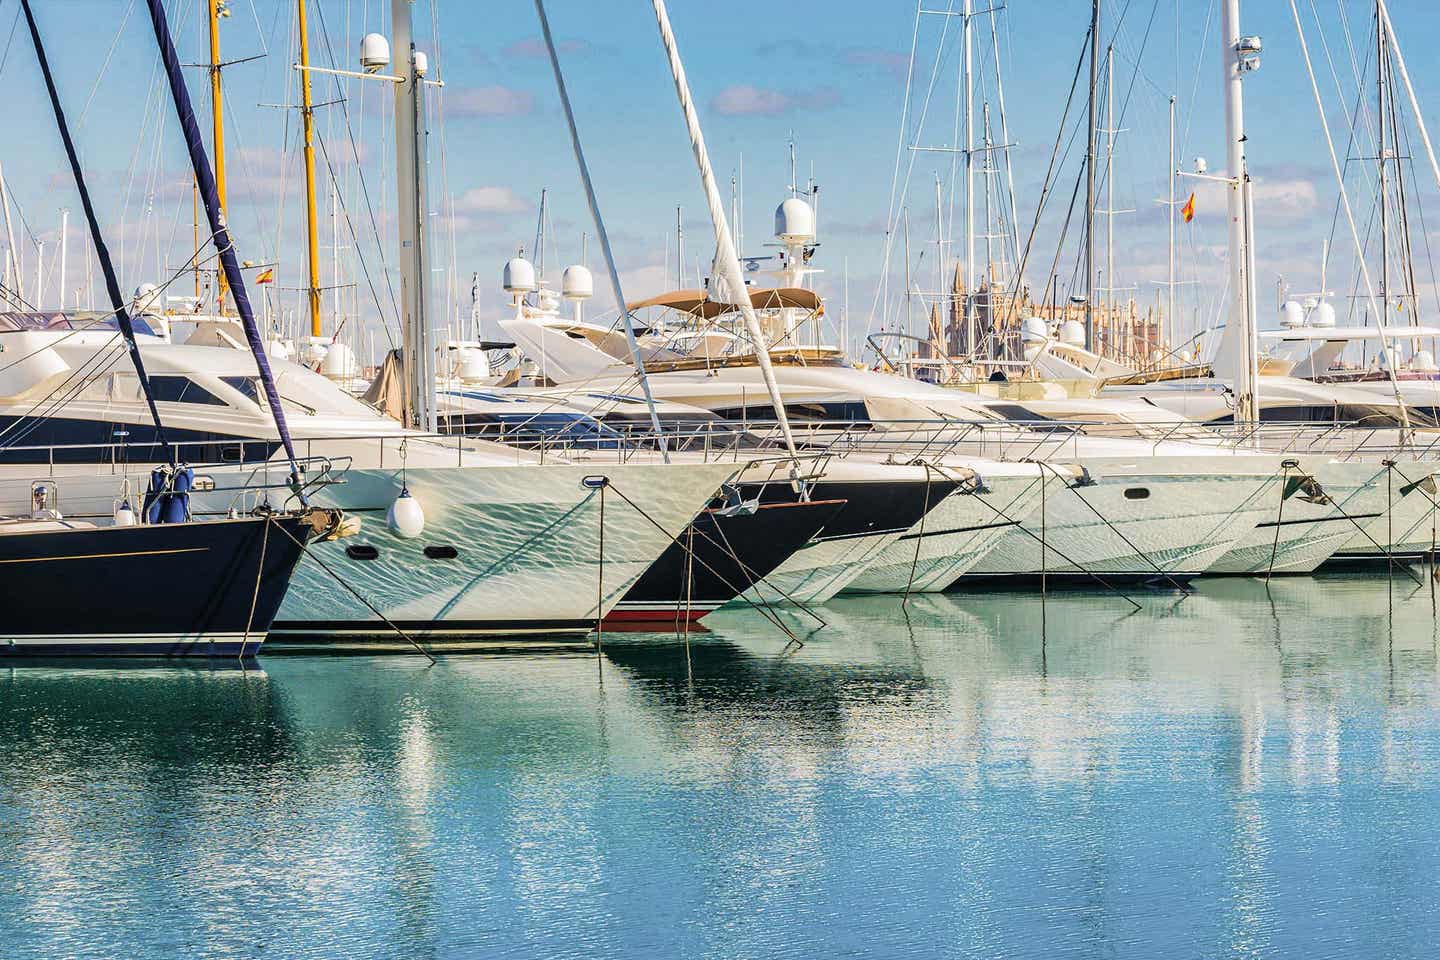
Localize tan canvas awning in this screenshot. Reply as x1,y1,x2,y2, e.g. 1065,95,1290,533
626,287,822,318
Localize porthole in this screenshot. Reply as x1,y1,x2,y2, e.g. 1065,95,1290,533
423,545,458,560
1123,488,1150,500
346,544,380,561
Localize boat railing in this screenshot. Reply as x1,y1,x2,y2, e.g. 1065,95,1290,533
4,420,1436,487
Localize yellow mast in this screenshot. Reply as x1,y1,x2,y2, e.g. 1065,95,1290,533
297,0,322,338
207,0,229,310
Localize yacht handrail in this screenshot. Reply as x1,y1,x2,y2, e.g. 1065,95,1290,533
4,420,1435,472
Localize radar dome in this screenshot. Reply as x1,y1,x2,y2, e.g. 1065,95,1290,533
321,342,359,380
774,197,816,243
503,257,536,295
1413,349,1438,373
1311,301,1337,328
449,344,490,382
1280,300,1305,328
562,264,593,300
132,283,161,315
1058,319,1086,347
1020,317,1049,343
360,33,391,72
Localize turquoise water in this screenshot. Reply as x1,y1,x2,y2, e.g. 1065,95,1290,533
2,574,1439,958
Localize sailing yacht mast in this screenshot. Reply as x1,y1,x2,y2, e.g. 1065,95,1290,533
392,0,435,433
649,0,800,462
1377,2,1390,326
1105,44,1114,351
962,0,975,359
1085,0,1099,350
0,159,20,305
297,0,322,339
1221,0,1259,424
207,0,229,311
1167,94,1175,361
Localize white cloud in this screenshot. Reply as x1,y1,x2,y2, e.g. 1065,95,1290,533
710,85,841,117
447,85,535,118
452,186,528,216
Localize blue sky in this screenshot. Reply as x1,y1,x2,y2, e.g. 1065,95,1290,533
4,0,1440,357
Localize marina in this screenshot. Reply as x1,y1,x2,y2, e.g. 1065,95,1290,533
2,0,1440,954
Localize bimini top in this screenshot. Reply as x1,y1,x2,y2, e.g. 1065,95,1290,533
0,310,158,337
626,287,823,319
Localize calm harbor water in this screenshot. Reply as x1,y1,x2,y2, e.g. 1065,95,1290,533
3,574,1440,958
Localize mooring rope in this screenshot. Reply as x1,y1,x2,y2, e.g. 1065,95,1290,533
1038,461,1193,595
238,515,271,661
603,482,812,643
1265,464,1293,584
958,464,1143,611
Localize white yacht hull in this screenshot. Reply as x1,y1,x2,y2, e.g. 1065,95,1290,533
843,468,1051,594
961,461,1275,580
1331,460,1440,561
1204,461,1387,574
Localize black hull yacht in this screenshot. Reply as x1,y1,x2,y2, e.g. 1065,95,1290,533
0,511,330,657
607,496,846,624
0,1,341,658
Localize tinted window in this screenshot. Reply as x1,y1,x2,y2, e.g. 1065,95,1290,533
221,376,261,404
149,376,225,406
346,544,380,561
424,545,459,560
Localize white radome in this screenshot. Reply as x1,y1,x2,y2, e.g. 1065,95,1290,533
322,342,359,380
774,197,816,244
1020,317,1049,343
562,264,594,300
1311,301,1337,328
1059,319,1086,347
503,257,536,295
360,33,391,72
1280,300,1305,328
1413,349,1437,373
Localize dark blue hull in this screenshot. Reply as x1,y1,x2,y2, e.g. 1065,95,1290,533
0,515,314,657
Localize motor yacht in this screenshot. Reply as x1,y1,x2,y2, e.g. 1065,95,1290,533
0,315,739,640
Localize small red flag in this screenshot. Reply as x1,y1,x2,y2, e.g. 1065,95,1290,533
1181,192,1196,223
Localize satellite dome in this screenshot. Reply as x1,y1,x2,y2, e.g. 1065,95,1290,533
1020,317,1049,343
321,342,359,380
1312,301,1337,328
774,197,816,244
1413,349,1437,373
503,257,536,295
1280,300,1305,328
1058,319,1086,347
561,264,593,300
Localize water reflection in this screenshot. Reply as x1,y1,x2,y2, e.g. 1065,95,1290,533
0,576,1437,958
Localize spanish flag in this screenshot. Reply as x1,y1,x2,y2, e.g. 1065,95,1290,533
1181,192,1196,223
255,267,275,284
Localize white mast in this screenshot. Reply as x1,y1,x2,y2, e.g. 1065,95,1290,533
1220,0,1259,424
649,0,798,460
58,209,68,311
1105,45,1114,348
1085,0,1099,351
1167,95,1175,361
0,158,17,305
392,0,435,432
962,0,975,359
